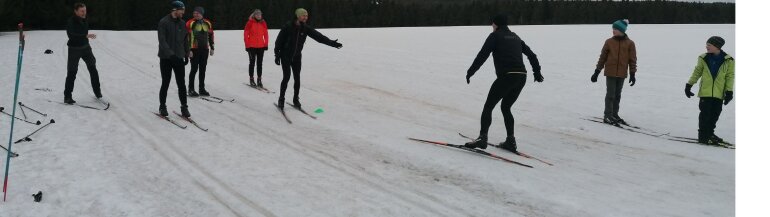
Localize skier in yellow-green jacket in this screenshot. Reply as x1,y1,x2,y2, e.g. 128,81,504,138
685,36,734,145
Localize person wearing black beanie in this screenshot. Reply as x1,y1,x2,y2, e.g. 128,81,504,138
464,14,544,153
685,36,734,145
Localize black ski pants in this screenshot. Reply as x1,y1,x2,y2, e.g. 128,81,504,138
64,46,101,98
159,57,187,107
279,55,302,103
189,48,209,91
247,48,265,78
478,73,527,137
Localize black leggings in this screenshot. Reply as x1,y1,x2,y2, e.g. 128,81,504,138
64,46,101,97
478,74,527,137
159,57,187,107
279,56,302,101
247,48,265,78
189,48,209,90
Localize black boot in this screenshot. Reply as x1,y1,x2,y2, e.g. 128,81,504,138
64,96,76,104
603,116,618,126
181,105,191,117
188,89,199,97
199,88,210,96
614,117,627,125
464,135,488,149
159,105,168,117
257,78,263,88
292,97,302,109
249,77,257,87
698,131,710,144
277,98,285,110
499,136,518,153
711,134,724,143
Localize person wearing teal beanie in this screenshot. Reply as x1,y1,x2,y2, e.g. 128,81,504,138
591,19,637,126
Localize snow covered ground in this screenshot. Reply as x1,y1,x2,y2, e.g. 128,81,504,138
0,24,734,216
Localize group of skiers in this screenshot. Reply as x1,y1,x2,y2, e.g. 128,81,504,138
63,2,732,149
66,1,342,118
462,16,734,151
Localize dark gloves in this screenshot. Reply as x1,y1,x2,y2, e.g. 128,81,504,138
330,39,342,49
629,74,636,86
724,91,733,105
183,57,189,65
591,69,600,82
466,73,472,84
685,84,695,98
275,56,281,65
533,72,544,82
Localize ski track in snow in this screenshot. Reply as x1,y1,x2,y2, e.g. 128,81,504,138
0,25,734,217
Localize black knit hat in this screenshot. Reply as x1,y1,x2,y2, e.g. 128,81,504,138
492,15,508,26
707,36,726,49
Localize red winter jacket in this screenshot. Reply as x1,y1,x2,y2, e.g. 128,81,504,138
244,18,268,49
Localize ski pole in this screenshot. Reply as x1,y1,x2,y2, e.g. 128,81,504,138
0,107,40,125
18,102,47,117
15,119,55,144
17,102,27,120
5,23,27,201
0,145,18,158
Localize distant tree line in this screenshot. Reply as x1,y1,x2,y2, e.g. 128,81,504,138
0,0,734,31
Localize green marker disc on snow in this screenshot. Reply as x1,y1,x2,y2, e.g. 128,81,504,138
314,108,324,114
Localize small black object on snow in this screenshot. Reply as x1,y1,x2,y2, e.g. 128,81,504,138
44,49,53,54
32,191,42,202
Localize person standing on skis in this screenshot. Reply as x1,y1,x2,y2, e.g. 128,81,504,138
274,8,343,110
64,2,102,104
591,19,638,125
464,15,544,153
157,1,191,117
685,36,734,145
244,9,269,87
186,6,215,97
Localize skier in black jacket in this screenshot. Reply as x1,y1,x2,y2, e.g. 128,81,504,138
464,15,543,153
64,3,102,104
274,8,342,110
157,1,191,117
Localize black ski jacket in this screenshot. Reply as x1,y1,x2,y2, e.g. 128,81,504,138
467,27,541,78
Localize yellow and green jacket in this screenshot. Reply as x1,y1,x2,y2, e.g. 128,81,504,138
186,18,214,50
687,53,734,99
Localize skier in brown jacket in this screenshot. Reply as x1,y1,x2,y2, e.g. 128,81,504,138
591,19,637,125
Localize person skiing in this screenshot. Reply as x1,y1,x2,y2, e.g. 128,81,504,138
463,15,543,153
244,9,269,87
274,8,343,109
685,36,734,145
186,6,215,97
591,19,637,125
64,2,102,104
157,1,191,117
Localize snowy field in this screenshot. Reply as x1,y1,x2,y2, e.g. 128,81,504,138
0,24,734,216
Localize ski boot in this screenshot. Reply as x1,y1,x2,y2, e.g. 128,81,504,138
292,97,302,109
603,116,618,126
180,105,191,117
614,116,627,125
199,88,210,96
64,96,76,104
188,89,199,97
159,105,168,117
257,78,263,88
249,77,257,87
277,98,285,110
499,136,518,153
464,134,488,149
